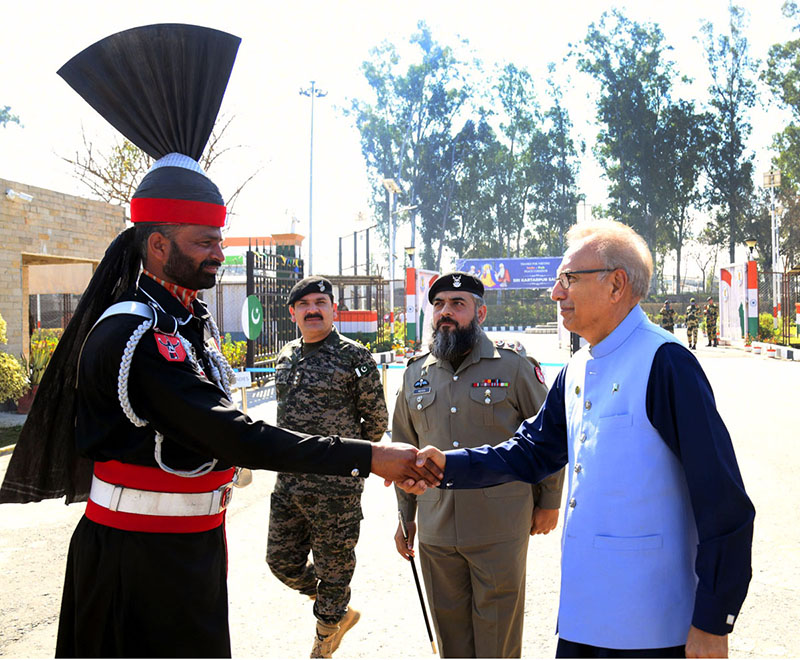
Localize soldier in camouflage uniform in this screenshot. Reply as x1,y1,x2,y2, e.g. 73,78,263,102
686,297,700,350
266,276,389,658
659,299,675,333
705,296,719,347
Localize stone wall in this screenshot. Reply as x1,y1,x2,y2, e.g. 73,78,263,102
0,178,127,357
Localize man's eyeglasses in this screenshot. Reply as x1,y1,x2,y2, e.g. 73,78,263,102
555,269,615,290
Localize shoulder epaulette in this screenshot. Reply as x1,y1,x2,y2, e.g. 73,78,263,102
494,338,527,357
406,351,428,365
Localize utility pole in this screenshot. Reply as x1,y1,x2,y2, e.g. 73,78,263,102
763,167,782,328
299,80,327,274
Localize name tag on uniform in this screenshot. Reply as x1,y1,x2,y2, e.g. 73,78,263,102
413,387,431,394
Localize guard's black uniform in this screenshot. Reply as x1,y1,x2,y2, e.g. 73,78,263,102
56,275,372,657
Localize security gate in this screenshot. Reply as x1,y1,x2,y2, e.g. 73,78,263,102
246,250,304,370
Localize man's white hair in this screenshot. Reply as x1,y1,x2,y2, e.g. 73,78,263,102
565,220,653,300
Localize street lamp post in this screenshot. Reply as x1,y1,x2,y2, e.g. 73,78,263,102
745,237,757,261
763,167,782,328
300,80,327,274
382,178,401,340
404,245,416,269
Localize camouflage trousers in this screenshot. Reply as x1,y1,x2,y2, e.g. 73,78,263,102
266,475,363,624
706,320,718,345
687,323,698,346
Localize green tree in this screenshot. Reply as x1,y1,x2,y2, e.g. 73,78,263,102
764,2,800,188
346,22,471,269
525,69,581,256
440,118,500,262
349,28,580,267
701,4,758,263
491,63,540,258
763,1,800,270
658,101,712,293
574,10,679,258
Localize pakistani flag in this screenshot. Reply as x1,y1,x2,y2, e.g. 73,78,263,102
241,295,263,340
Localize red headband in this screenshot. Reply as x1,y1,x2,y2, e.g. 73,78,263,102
130,197,226,227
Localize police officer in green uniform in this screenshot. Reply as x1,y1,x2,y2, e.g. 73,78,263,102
659,299,675,333
391,272,565,658
266,276,388,658
705,296,719,347
686,297,700,350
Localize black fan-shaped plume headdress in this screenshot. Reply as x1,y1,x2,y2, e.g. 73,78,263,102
59,23,241,226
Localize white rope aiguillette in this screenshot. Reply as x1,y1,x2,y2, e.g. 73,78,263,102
116,317,232,478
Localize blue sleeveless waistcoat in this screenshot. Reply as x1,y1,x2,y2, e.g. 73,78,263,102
558,305,698,649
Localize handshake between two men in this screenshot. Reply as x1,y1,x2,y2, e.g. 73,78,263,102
371,443,445,494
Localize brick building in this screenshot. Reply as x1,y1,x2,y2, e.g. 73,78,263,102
0,177,126,358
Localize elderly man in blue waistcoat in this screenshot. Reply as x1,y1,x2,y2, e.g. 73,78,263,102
412,220,754,659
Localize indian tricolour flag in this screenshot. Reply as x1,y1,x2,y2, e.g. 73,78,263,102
719,262,757,341
405,268,439,346
746,260,758,338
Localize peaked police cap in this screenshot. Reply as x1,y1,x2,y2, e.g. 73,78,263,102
428,271,484,303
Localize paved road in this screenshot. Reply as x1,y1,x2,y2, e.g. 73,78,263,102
0,331,797,657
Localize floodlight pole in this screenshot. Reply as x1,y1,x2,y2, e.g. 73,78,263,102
300,81,327,274
763,167,782,328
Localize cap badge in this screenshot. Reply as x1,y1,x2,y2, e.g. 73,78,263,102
453,274,462,288
318,281,325,291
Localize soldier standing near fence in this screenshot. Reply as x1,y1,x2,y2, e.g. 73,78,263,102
686,298,700,350
267,276,389,659
705,296,719,347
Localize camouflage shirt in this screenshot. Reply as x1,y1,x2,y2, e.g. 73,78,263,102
659,306,676,329
686,304,700,328
705,302,719,323
274,327,388,494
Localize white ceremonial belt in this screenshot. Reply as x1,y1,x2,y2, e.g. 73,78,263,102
89,475,233,517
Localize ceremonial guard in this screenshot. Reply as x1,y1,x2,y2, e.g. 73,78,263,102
0,24,436,658
659,299,675,333
686,297,700,350
392,272,564,658
267,276,388,658
705,296,719,346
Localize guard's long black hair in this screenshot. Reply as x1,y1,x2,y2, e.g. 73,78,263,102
0,227,139,503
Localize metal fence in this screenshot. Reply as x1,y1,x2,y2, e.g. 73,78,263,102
205,250,304,377
758,270,799,345
206,259,394,374
28,293,81,332
247,251,304,370
328,275,391,348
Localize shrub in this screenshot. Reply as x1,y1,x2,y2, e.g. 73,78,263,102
758,313,776,342
27,329,59,386
221,333,247,368
0,311,30,403
0,353,28,404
